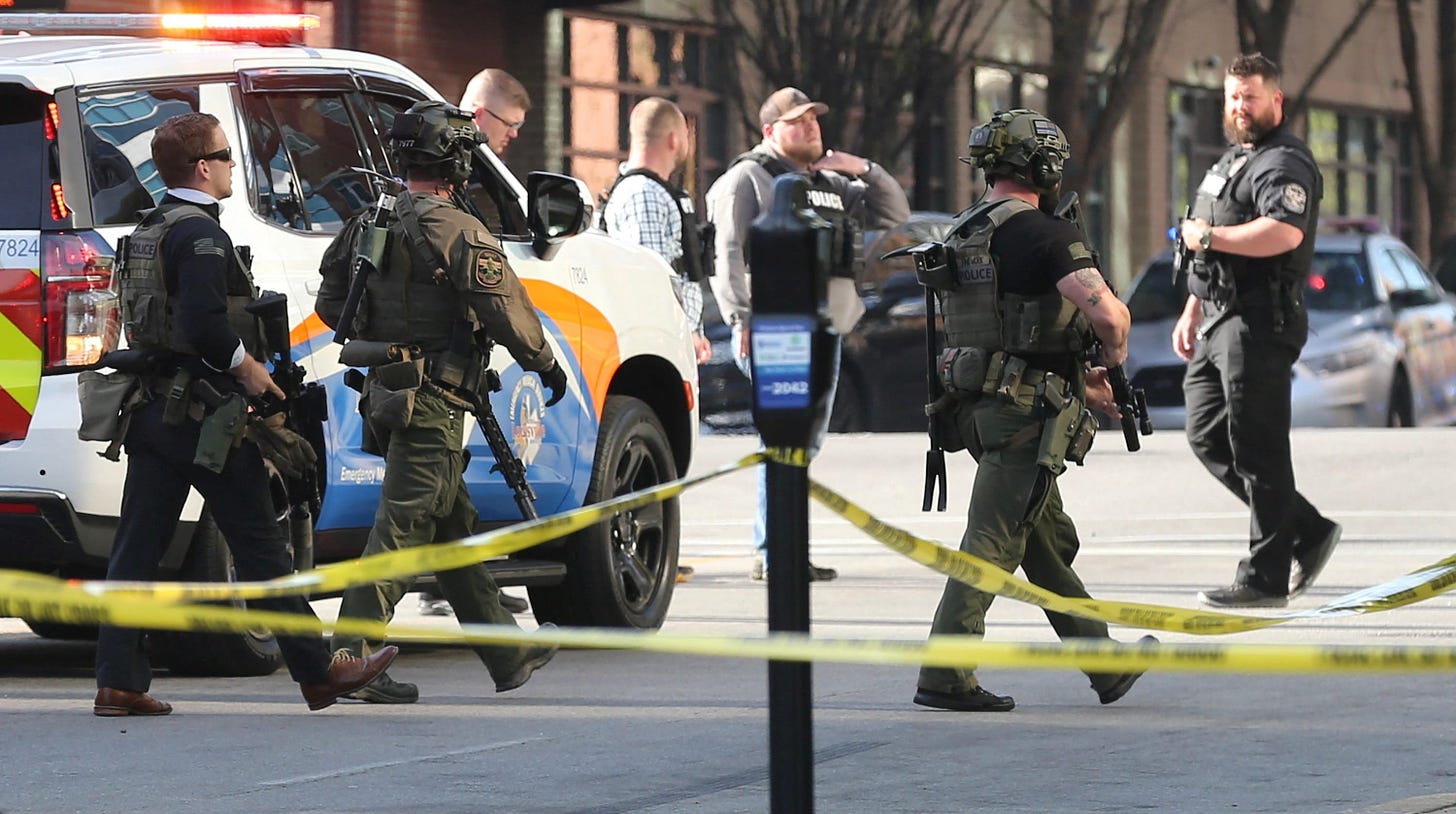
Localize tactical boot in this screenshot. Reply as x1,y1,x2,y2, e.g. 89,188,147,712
343,670,419,704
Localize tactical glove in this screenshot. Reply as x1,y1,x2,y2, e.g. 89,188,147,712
538,361,568,407
245,412,318,480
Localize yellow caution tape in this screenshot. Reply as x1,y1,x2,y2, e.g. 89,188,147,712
66,453,766,603
8,451,1456,673
808,478,1456,634
8,567,1456,674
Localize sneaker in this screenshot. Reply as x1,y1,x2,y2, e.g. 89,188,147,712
913,685,1015,712
1291,521,1342,598
499,591,529,614
1197,584,1287,608
749,557,837,582
418,597,454,617
1095,635,1158,705
343,670,419,704
494,623,559,693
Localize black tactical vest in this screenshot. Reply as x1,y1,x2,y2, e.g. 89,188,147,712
1189,124,1321,315
602,168,715,282
119,201,263,360
355,194,472,352
730,150,862,280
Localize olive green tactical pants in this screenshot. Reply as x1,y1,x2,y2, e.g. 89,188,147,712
332,387,532,682
917,398,1123,695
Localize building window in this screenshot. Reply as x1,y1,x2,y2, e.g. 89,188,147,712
560,12,725,207
1307,108,1413,244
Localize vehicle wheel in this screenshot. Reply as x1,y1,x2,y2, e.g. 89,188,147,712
530,395,679,629
150,508,284,677
1387,370,1414,427
829,367,865,433
23,619,98,640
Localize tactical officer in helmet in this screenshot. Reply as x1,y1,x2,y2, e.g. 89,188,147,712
95,112,396,716
1174,54,1341,609
316,101,565,703
912,109,1151,713
705,86,910,582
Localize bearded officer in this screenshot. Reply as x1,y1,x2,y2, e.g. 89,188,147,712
316,101,566,703
912,109,1153,712
1173,53,1341,609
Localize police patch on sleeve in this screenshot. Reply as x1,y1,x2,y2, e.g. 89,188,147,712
1281,183,1308,214
474,247,506,289
1067,241,1093,262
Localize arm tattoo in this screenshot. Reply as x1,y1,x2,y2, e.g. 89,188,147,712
1073,268,1107,306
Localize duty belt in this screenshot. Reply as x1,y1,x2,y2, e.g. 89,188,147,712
984,350,1073,411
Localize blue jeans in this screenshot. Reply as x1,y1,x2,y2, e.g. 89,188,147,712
732,324,839,562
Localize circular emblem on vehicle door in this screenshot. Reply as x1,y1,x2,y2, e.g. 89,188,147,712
474,247,506,289
509,373,547,465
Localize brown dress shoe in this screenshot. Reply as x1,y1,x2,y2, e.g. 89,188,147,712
94,688,173,717
300,646,399,711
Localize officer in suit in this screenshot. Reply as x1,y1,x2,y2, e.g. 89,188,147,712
95,112,395,716
316,101,566,704
1174,53,1341,608
912,109,1152,712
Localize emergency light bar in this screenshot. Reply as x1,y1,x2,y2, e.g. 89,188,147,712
0,13,319,41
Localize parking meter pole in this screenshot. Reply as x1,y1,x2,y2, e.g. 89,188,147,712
749,174,837,814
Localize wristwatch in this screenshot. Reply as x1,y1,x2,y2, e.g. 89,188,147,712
1198,224,1215,252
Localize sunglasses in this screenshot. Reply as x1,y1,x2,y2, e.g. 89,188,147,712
479,108,524,133
193,147,232,164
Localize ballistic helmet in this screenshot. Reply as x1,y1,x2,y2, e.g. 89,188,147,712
388,101,483,186
963,108,1071,194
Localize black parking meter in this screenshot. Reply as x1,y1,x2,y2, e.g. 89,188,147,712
750,176,839,453
748,173,841,814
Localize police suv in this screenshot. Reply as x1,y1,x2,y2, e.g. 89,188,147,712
0,14,697,675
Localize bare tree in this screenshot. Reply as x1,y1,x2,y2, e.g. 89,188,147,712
1037,0,1173,194
708,0,1007,204
1235,0,1295,63
1395,0,1456,264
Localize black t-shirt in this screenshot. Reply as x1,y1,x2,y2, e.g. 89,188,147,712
990,208,1098,295
987,206,1099,380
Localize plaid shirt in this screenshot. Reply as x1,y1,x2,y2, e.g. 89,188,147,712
602,172,703,333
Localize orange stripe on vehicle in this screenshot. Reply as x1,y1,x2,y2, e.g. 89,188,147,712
522,280,618,422
290,311,333,347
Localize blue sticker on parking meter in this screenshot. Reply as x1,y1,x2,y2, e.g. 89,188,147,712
752,317,813,410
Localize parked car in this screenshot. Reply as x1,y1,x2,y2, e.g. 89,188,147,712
1123,228,1456,429
699,211,955,432
0,15,697,675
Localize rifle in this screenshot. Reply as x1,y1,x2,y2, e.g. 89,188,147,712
1172,205,1194,285
474,367,539,522
245,290,327,513
879,240,954,512
1052,192,1153,452
334,188,396,345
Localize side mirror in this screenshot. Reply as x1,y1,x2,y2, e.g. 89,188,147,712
526,172,592,260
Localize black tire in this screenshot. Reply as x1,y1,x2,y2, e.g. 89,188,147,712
23,619,98,641
1387,370,1414,427
530,395,679,629
150,508,284,677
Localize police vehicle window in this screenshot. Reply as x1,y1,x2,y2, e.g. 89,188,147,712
359,91,415,176
240,92,373,233
464,152,528,239
1367,245,1408,300
1387,249,1441,305
1307,252,1376,312
1126,258,1189,322
78,87,200,226
0,85,47,228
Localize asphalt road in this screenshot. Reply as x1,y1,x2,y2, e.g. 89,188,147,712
4,428,1456,814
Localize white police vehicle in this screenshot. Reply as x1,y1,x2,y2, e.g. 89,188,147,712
0,14,697,674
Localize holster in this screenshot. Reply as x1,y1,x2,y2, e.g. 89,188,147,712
1036,395,1096,475
194,391,248,474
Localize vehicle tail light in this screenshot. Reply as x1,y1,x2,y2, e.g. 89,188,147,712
40,232,120,372
0,502,40,515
